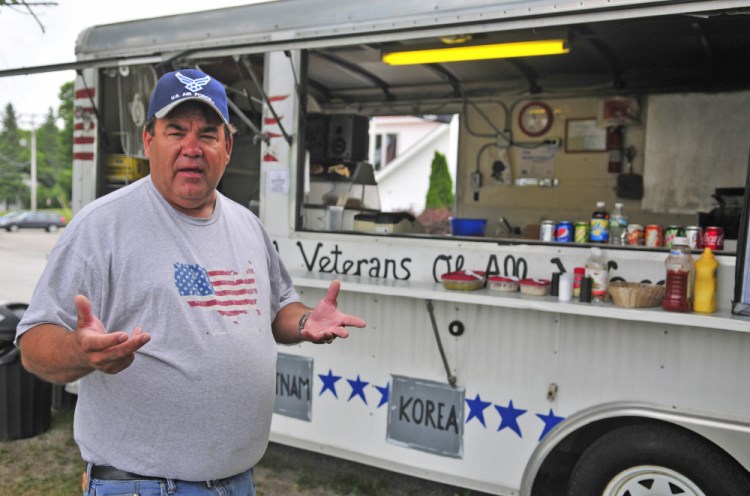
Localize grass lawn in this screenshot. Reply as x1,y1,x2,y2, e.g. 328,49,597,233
0,408,482,495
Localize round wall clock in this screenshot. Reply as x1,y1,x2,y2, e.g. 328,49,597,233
518,101,554,137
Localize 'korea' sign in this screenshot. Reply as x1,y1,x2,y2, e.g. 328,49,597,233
387,375,464,458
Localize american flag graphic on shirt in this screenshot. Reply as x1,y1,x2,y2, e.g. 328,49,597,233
173,262,258,317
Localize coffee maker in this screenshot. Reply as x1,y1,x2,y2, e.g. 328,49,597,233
699,187,745,240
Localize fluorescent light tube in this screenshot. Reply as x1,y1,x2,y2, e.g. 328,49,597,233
382,40,569,65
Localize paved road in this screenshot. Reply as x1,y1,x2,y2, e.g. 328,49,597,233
0,228,62,304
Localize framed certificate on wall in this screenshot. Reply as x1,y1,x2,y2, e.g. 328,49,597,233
565,118,606,152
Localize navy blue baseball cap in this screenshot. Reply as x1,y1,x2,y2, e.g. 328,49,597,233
147,69,230,124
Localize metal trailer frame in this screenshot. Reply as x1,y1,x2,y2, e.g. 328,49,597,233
16,0,750,494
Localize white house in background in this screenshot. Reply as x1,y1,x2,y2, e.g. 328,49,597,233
369,115,458,214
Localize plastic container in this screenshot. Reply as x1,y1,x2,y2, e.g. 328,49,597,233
520,278,551,296
487,275,519,292
693,247,718,314
585,247,609,302
0,303,52,440
558,272,572,302
450,218,487,237
590,201,609,243
662,237,694,312
441,270,486,291
608,202,628,245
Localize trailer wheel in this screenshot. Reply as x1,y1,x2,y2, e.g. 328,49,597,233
567,423,750,496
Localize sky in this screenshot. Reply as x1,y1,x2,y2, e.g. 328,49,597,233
0,0,272,129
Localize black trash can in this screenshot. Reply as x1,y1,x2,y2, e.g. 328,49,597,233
0,303,52,440
52,383,77,411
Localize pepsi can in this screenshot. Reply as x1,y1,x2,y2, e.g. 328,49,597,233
555,221,574,243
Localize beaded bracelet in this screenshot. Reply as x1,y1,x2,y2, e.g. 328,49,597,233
298,311,312,339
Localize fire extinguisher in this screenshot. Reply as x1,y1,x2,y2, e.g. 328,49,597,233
606,125,624,173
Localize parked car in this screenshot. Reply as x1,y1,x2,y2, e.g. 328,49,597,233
0,210,28,223
2,211,67,232
0,210,27,227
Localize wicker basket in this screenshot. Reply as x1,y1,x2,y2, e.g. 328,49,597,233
608,282,665,308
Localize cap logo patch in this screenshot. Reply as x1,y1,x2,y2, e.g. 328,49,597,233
175,72,211,92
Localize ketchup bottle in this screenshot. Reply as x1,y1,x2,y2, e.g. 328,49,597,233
662,237,694,312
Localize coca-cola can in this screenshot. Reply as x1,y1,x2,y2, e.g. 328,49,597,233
685,226,703,249
645,224,664,247
626,224,644,246
703,226,724,251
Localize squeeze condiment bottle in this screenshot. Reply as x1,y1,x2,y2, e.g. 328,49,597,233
585,247,608,303
662,237,693,312
693,247,718,314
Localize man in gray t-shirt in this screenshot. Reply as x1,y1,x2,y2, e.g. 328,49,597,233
15,69,365,495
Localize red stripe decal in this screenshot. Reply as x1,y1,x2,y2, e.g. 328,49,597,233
75,88,95,99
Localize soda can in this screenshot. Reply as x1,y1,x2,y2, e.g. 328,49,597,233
626,224,644,246
664,225,683,248
685,226,703,249
574,221,589,243
555,221,574,243
645,224,664,247
703,226,724,251
540,220,556,242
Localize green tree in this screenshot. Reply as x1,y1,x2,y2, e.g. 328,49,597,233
0,103,29,207
58,81,74,162
425,151,454,209
56,81,75,207
35,108,63,207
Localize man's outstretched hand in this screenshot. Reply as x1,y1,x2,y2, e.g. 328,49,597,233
301,280,366,344
73,294,151,374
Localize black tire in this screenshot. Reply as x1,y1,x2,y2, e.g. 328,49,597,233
46,224,58,233
567,422,750,496
7,224,18,232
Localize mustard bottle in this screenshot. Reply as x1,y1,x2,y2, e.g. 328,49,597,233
693,247,718,314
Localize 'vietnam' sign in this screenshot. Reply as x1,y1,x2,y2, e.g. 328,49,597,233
275,353,313,421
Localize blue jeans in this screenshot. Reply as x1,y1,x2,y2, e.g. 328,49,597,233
83,464,255,496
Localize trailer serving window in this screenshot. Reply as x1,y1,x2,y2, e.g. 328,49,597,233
294,11,750,252
54,1,748,257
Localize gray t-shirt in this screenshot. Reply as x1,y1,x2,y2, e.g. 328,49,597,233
17,176,300,481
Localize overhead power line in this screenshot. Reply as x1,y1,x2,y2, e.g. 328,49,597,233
0,150,30,168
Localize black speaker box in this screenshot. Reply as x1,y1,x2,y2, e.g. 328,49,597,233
327,114,369,162
305,113,328,163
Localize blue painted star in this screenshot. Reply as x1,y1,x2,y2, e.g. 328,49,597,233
465,393,493,427
373,383,390,408
318,369,342,399
347,374,369,404
536,409,565,440
495,400,527,438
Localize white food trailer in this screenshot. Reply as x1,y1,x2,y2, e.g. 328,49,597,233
6,1,750,494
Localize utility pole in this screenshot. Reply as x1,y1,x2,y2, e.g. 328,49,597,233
30,125,37,212
20,114,40,212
